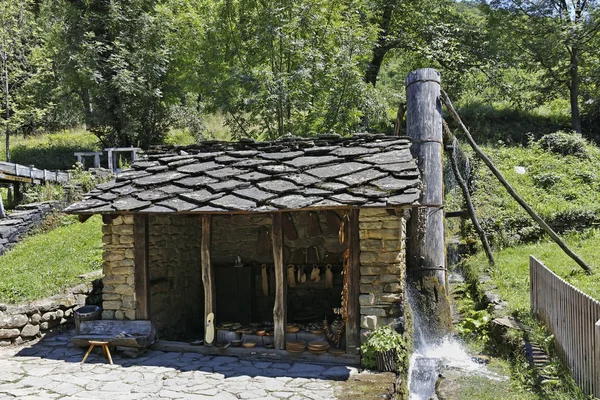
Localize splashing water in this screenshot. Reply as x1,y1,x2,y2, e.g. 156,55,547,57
408,337,506,399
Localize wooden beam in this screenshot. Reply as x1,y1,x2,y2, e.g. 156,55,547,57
271,212,286,350
201,215,216,346
445,210,469,218
346,209,361,355
134,215,150,320
0,173,32,184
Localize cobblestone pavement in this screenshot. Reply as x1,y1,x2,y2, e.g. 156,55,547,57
0,332,366,400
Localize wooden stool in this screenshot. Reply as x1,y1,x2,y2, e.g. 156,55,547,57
81,341,113,364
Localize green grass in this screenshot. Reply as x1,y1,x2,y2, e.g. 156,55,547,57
464,230,600,312
1,128,101,170
456,139,600,247
0,214,103,304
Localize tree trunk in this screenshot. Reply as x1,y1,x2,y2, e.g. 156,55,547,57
2,36,10,163
80,88,93,131
569,47,581,133
365,4,394,87
365,45,390,87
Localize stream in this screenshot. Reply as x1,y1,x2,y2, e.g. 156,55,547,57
407,265,504,399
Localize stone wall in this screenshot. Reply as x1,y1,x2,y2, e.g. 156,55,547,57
148,215,203,340
0,201,62,255
101,215,136,320
358,209,407,343
0,281,99,346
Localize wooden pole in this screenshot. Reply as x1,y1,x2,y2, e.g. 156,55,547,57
271,212,286,350
405,68,452,339
440,90,593,275
443,124,494,266
134,215,150,320
346,209,360,355
201,215,216,346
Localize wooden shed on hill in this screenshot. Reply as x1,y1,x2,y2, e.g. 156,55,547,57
65,132,422,361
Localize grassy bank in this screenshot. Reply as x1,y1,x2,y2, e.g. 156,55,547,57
448,135,600,248
464,230,600,313
0,215,103,304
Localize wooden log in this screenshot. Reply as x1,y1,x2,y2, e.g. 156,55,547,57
201,215,216,346
134,215,150,320
441,90,592,274
405,68,452,339
346,209,360,355
272,212,286,350
444,125,494,266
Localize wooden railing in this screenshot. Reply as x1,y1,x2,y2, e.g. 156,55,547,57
530,256,600,398
0,161,70,184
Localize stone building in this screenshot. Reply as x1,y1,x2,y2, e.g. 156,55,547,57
65,133,421,363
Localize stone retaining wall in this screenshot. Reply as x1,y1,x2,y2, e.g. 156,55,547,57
0,201,62,255
0,281,99,346
358,208,407,343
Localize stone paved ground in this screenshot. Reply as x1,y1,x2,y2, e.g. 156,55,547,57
0,331,393,400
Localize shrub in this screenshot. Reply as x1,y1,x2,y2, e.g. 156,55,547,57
361,325,408,371
538,131,588,157
533,172,562,189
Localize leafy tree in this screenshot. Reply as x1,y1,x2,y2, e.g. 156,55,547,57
485,0,600,133
194,0,378,139
0,0,48,161
44,0,179,147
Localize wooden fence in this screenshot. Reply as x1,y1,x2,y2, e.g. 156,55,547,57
530,256,600,398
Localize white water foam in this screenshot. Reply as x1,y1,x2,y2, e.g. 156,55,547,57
408,337,506,400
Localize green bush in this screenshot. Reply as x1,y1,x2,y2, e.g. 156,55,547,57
361,325,408,370
538,131,588,157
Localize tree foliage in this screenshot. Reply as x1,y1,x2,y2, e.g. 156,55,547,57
192,0,378,139
2,0,600,148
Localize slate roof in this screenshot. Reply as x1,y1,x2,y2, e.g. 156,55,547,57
65,133,421,214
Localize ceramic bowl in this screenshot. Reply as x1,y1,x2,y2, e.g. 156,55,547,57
242,341,256,349
230,340,243,347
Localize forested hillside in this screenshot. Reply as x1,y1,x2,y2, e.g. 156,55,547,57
2,0,600,158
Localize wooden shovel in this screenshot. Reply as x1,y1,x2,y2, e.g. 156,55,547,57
287,264,296,287
325,264,333,288
261,264,269,296
205,312,215,346
310,264,321,283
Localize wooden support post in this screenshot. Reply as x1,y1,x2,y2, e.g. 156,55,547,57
595,319,600,398
346,209,360,355
405,68,452,339
106,149,114,171
134,215,150,320
13,183,22,204
94,153,101,168
201,215,216,346
272,212,286,350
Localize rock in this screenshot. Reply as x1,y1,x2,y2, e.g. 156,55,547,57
30,313,41,325
0,313,28,329
20,324,40,337
41,312,56,322
0,328,20,339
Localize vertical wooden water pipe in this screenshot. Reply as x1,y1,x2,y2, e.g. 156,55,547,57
405,68,452,340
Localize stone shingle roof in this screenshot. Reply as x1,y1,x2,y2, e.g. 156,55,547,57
65,133,421,214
